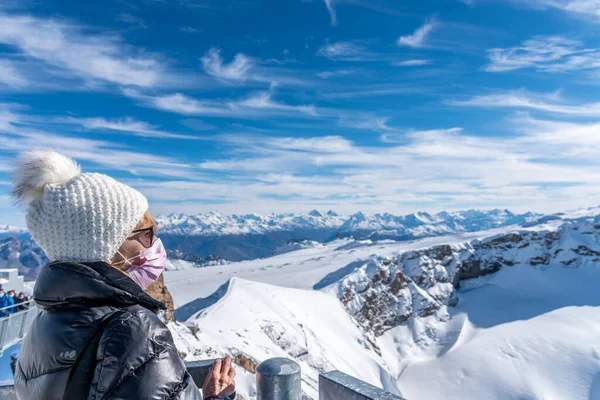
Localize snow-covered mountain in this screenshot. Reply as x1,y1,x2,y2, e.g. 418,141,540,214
164,205,600,400
0,236,49,280
155,209,345,236
157,208,536,237
157,208,539,261
0,208,541,276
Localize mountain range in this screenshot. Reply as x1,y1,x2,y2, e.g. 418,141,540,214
1,208,541,277
156,208,540,261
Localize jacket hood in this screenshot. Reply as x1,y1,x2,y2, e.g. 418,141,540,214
34,261,166,311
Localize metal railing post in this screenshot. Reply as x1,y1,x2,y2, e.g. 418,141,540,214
256,358,301,400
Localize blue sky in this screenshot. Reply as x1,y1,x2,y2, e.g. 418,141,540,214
1,0,600,225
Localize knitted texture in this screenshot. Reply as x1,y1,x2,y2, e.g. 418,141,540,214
21,163,148,262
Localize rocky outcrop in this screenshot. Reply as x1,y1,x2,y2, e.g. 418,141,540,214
234,352,259,373
339,248,457,336
337,218,600,336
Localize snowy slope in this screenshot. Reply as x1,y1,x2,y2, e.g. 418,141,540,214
395,264,600,400
171,278,399,399
165,206,600,400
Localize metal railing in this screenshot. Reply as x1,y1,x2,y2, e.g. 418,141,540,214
0,300,38,356
0,357,406,399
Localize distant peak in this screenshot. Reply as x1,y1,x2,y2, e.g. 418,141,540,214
308,209,323,217
350,211,367,221
326,210,339,217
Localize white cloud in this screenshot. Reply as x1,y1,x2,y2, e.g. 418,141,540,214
381,128,463,144
0,12,164,87
129,90,318,118
464,0,600,21
321,85,433,99
339,116,400,132
324,0,337,25
269,136,354,153
201,47,254,82
183,120,600,214
58,116,203,140
116,13,147,28
0,60,27,87
316,41,370,61
398,18,437,48
528,0,600,20
485,35,600,72
316,69,355,79
450,90,600,117
180,26,199,33
0,130,197,179
5,102,600,215
393,59,432,67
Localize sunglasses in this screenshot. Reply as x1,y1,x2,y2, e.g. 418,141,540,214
129,226,157,248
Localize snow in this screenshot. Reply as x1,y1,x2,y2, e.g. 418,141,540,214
164,208,600,400
172,278,398,399
164,218,565,307
156,210,345,236
396,263,600,400
155,208,540,238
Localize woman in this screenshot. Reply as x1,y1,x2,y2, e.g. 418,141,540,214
12,150,236,400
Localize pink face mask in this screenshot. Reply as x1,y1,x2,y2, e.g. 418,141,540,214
126,238,167,290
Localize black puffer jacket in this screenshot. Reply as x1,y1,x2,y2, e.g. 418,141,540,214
14,261,203,400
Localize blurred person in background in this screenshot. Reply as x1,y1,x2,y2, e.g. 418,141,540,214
14,292,27,311
0,289,8,317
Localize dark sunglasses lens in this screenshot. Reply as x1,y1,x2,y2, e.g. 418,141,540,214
142,229,153,247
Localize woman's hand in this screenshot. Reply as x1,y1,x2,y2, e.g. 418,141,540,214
202,356,236,398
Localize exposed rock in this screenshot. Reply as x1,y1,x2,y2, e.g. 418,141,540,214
234,352,259,373
337,218,600,336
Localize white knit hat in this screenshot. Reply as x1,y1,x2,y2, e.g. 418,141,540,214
11,150,149,262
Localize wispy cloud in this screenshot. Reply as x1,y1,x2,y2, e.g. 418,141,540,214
450,90,600,117
180,26,199,33
201,47,254,82
0,60,27,88
380,128,463,143
463,0,600,21
398,18,437,48
316,69,355,79
128,90,318,118
338,116,400,132
176,118,600,213
201,47,309,87
0,131,196,180
324,0,337,25
316,41,371,61
116,13,147,28
485,35,600,72
523,0,600,21
393,59,433,67
57,116,203,140
321,84,433,99
0,12,167,88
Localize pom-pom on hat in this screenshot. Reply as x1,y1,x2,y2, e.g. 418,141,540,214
11,149,148,262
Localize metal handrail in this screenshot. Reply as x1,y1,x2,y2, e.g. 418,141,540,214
0,299,35,315
0,301,39,356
